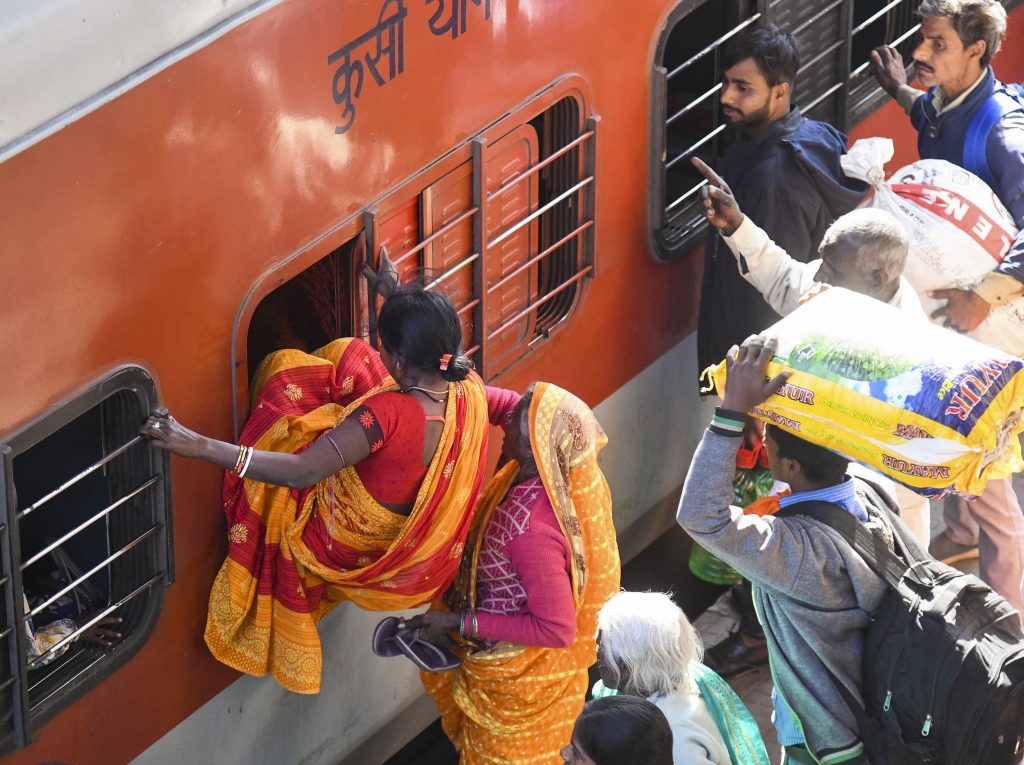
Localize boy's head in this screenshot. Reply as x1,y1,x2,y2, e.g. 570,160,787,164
765,424,849,487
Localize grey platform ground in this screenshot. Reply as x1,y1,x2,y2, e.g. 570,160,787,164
692,472,1023,765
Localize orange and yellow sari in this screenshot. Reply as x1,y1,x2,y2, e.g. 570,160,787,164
422,382,621,764
204,338,489,693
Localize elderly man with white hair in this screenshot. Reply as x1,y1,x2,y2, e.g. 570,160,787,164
692,157,929,545
594,591,769,765
692,157,920,315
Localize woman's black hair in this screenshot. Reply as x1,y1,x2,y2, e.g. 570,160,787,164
377,285,473,382
766,424,849,484
572,696,674,765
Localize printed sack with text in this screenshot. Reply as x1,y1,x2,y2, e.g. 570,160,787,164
843,137,1024,355
704,288,1024,497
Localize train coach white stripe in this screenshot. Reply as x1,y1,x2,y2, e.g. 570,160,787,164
0,0,284,164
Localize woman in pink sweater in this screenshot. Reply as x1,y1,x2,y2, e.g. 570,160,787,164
401,382,620,764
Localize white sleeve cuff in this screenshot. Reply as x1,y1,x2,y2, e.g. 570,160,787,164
723,216,768,254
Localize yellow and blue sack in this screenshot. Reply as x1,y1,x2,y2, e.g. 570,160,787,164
703,289,1024,497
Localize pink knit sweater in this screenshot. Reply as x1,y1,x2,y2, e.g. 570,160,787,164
474,476,576,648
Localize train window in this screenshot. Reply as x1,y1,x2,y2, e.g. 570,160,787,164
776,0,921,127
0,367,171,751
651,0,759,260
650,0,932,260
367,91,596,380
246,237,359,381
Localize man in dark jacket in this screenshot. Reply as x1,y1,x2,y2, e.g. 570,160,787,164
697,22,867,679
871,0,1024,620
697,24,867,376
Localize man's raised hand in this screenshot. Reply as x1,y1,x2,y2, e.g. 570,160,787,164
721,336,791,414
869,45,907,98
692,157,745,236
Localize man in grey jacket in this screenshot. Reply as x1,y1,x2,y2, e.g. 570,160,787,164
677,337,893,765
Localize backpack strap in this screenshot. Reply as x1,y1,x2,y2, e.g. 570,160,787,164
774,499,919,589
964,85,1024,189
853,480,929,564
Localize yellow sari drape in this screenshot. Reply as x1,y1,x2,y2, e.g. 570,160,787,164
204,338,489,693
423,383,621,764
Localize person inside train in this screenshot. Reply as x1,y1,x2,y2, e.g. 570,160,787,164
397,382,620,765
677,336,899,765
560,695,675,765
140,252,520,694
871,0,1024,620
592,590,770,765
690,156,933,687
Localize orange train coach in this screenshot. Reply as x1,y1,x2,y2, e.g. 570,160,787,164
1,0,1024,763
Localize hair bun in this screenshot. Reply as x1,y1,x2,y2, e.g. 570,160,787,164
440,352,473,382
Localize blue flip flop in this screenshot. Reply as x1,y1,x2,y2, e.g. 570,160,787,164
372,616,403,658
394,629,461,672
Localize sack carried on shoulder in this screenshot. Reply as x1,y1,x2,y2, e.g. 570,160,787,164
844,136,1024,356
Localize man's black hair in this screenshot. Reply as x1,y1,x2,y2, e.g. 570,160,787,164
721,23,800,86
766,424,849,484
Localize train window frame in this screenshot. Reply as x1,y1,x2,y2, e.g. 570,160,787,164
233,75,597,417
364,77,597,381
649,0,1022,262
0,366,173,752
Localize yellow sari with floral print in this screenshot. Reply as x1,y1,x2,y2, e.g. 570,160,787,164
422,382,620,764
204,338,490,694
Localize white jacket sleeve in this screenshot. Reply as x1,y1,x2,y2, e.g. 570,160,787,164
722,217,818,317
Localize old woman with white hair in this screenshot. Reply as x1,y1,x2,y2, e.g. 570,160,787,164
594,591,769,765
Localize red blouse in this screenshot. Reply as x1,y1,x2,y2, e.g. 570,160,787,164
352,385,521,506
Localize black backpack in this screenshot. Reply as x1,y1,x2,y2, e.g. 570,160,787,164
777,496,1024,765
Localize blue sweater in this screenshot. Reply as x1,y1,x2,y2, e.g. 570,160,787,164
911,67,1024,283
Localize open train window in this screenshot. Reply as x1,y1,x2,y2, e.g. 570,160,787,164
650,0,759,260
246,238,359,381
366,86,596,380
650,0,930,260
0,367,171,751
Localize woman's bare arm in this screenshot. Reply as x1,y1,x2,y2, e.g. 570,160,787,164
140,414,372,489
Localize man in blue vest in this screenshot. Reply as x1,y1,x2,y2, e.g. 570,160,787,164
872,0,1024,619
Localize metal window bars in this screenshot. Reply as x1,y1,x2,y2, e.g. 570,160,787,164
366,111,597,379
656,9,762,250
655,0,930,254
0,383,169,750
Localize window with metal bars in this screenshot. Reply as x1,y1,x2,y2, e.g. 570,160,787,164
0,367,172,752
366,90,596,380
650,0,1019,261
